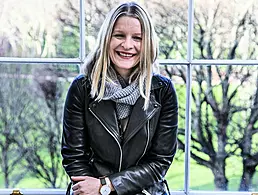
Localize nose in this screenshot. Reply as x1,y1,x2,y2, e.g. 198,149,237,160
121,37,133,49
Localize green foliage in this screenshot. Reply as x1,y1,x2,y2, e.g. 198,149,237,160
57,27,80,58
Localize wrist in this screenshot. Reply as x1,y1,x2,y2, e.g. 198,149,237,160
99,176,112,195
105,177,114,191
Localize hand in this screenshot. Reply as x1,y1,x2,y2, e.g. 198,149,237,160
71,176,100,195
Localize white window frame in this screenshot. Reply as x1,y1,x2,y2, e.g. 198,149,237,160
0,0,258,194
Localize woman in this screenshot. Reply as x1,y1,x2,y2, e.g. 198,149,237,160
61,2,178,195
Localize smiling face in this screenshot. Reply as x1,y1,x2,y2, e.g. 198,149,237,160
109,16,142,79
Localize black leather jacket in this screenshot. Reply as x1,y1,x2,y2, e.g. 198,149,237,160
61,74,178,195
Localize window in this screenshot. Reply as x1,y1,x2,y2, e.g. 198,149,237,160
0,0,257,194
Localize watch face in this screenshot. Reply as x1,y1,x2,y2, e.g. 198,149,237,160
100,185,111,195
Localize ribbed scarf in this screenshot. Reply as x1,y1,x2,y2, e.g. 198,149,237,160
103,67,140,120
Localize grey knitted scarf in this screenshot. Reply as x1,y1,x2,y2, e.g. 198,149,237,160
103,67,140,120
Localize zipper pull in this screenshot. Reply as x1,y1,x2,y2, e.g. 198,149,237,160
142,189,151,195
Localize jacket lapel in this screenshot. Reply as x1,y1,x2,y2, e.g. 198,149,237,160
123,93,160,145
88,100,121,142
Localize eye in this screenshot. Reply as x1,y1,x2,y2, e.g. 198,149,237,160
133,36,142,42
113,34,125,39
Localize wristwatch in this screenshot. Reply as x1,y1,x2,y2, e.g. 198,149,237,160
99,177,111,195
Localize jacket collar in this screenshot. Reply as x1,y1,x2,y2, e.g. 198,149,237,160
151,74,165,90
88,75,163,144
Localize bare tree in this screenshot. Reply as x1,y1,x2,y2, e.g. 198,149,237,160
162,0,258,191
0,65,34,187
238,68,258,191
0,64,74,188
17,65,72,188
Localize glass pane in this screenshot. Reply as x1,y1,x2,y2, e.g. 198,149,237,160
159,64,187,191
194,0,258,60
84,0,188,59
150,0,188,60
0,0,79,58
191,64,258,192
0,63,79,188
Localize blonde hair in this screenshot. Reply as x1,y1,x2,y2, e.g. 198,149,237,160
81,2,159,110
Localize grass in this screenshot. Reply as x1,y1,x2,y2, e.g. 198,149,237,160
166,157,215,191
165,153,258,191
15,178,46,188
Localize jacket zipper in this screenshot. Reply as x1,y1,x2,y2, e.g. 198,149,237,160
140,121,151,195
89,108,123,172
136,120,150,165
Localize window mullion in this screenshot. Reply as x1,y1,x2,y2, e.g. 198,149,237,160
79,0,86,64
185,0,194,194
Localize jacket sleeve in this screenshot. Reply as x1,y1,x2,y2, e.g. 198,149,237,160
61,76,93,177
109,78,178,195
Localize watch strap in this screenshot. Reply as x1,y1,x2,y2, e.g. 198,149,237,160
100,177,107,186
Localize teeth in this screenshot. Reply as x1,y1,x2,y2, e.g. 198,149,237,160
119,52,133,57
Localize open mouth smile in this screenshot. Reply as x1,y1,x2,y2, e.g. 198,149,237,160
116,51,136,58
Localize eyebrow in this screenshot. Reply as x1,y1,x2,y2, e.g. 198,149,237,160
133,33,142,36
112,30,142,35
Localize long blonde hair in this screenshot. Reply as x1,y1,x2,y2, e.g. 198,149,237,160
81,2,159,110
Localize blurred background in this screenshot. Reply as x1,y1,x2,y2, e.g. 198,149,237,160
0,0,257,192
